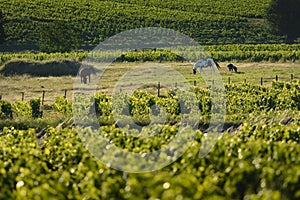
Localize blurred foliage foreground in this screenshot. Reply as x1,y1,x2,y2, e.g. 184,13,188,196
0,81,300,199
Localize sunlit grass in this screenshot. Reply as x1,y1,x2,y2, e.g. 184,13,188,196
0,61,299,103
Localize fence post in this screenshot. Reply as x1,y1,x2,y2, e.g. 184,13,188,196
193,80,196,86
228,77,230,84
244,79,246,83
175,82,177,88
64,89,67,98
275,75,278,81
291,74,294,81
260,77,263,86
0,95,2,100
157,82,160,97
212,80,215,87
42,90,45,105
21,92,24,101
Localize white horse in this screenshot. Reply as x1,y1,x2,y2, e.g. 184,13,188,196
193,58,221,74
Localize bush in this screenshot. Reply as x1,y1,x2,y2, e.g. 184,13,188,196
0,100,13,119
30,99,43,118
0,59,81,76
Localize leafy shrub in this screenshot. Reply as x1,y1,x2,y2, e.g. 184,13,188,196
0,59,81,76
0,100,13,119
53,97,72,115
30,99,43,118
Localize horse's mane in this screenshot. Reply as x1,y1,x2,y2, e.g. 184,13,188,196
214,60,221,69
206,58,221,70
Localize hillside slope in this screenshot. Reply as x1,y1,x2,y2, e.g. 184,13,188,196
0,0,285,51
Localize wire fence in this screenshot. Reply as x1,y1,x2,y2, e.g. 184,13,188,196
0,74,299,105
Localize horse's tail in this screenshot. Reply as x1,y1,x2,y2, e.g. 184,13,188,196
214,60,221,70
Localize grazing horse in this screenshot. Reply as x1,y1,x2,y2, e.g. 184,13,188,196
79,66,96,84
227,63,238,73
193,58,221,74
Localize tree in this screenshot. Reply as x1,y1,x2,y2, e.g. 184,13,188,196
39,21,82,53
266,0,300,43
0,10,5,44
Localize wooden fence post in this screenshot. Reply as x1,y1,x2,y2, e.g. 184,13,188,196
64,89,67,98
175,82,177,88
21,92,24,101
157,82,160,97
193,80,196,86
260,77,263,86
228,77,230,84
42,91,45,105
291,74,294,81
275,75,278,81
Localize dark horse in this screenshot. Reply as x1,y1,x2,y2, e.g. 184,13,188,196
79,65,96,84
227,63,238,73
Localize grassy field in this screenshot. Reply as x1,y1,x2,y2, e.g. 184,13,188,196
0,61,299,103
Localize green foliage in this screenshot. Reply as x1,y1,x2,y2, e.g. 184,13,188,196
117,49,185,62
266,0,300,43
0,120,299,199
12,100,31,118
0,59,81,76
206,44,300,62
30,98,42,118
39,21,82,53
0,10,4,44
1,81,300,199
0,51,87,66
0,100,13,119
0,44,298,67
0,0,287,51
93,93,111,117
225,81,300,115
53,97,72,115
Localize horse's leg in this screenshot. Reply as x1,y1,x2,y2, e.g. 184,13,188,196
200,67,204,74
210,65,215,75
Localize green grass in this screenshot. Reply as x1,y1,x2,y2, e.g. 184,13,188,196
0,75,74,103
219,62,300,85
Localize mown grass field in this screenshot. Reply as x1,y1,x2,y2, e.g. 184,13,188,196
0,61,299,103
